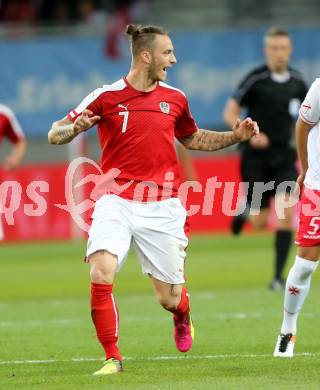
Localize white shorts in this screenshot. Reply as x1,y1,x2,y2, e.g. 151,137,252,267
87,195,188,284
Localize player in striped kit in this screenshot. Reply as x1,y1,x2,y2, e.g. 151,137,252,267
274,78,320,357
48,24,259,375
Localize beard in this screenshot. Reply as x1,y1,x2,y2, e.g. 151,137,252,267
148,61,165,82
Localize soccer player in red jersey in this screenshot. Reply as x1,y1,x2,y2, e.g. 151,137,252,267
0,103,27,240
274,78,320,357
48,24,259,375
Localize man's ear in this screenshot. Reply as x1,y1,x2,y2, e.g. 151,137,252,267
140,49,152,64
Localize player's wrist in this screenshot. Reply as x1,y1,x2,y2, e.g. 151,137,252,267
231,130,242,143
73,122,87,135
73,123,81,135
73,119,90,135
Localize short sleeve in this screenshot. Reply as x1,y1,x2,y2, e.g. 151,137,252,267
174,98,198,139
300,80,308,102
233,72,255,107
0,105,25,144
299,78,320,125
67,87,103,122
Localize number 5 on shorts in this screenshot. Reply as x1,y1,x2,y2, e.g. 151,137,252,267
307,216,320,235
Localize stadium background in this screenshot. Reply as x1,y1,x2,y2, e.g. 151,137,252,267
1,1,320,389
2,0,320,240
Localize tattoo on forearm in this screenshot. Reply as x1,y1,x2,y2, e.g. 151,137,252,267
181,129,237,151
51,124,76,145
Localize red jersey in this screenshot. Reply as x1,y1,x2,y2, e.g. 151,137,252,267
0,104,25,145
67,78,198,201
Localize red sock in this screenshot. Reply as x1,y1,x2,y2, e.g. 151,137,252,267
171,287,190,321
91,283,122,361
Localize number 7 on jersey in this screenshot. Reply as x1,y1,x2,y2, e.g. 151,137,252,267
118,104,129,133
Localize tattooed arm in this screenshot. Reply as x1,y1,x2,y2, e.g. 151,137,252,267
179,117,259,151
48,109,101,145
48,117,77,145
180,129,238,151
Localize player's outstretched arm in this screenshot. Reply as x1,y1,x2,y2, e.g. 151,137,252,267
48,117,77,145
48,109,101,145
179,117,259,151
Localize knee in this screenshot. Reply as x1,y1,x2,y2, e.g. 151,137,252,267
158,294,180,311
277,219,292,230
159,298,177,311
249,212,268,229
251,219,267,229
90,265,114,284
295,263,316,281
291,257,318,282
89,250,117,284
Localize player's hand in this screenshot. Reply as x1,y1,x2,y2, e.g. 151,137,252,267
2,156,19,171
232,117,259,143
74,109,101,134
249,131,270,149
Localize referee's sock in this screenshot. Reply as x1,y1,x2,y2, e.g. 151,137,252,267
274,230,292,281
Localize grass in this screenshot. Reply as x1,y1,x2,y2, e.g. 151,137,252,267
1,234,320,389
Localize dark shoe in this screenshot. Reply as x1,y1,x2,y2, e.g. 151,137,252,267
231,213,247,235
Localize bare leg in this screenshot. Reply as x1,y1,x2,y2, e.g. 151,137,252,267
150,276,194,353
249,207,269,229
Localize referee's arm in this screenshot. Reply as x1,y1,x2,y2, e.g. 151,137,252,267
223,98,242,128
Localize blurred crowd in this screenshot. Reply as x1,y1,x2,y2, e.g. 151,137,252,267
0,0,148,58
0,0,147,26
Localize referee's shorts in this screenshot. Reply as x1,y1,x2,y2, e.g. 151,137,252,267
240,148,297,209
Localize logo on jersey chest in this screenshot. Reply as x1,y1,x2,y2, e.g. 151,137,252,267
159,102,170,114
118,103,129,111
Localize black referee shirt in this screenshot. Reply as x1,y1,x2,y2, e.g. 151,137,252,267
233,64,308,150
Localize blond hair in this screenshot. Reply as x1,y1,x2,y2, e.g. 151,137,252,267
264,28,291,45
126,24,168,57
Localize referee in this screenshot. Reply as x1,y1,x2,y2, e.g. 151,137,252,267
223,28,308,290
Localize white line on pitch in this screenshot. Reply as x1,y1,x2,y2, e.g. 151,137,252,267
0,353,316,366
0,319,78,327
1,312,317,328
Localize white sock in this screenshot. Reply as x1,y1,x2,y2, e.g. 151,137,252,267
281,256,318,335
